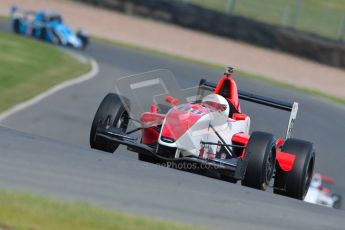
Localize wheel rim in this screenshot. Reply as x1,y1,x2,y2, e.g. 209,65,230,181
116,111,129,131
265,147,275,184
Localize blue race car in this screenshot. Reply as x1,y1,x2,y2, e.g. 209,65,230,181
10,6,89,49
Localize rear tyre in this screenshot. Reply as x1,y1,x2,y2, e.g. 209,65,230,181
13,18,21,34
31,27,38,38
242,132,276,190
274,139,315,200
90,93,129,153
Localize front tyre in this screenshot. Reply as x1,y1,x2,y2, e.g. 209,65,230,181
274,139,315,200
332,194,342,209
90,93,129,153
40,27,48,41
77,31,89,50
242,132,276,190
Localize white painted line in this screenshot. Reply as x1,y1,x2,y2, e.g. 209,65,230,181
0,58,99,122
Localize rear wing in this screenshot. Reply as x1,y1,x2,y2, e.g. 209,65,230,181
198,79,298,139
320,175,335,184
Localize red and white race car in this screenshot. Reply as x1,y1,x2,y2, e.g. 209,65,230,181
90,67,315,200
305,173,342,208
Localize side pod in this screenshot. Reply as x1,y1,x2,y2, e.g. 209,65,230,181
276,151,296,172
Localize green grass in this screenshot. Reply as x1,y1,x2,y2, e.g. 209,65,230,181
93,35,345,106
0,15,8,21
0,31,91,112
178,0,345,40
0,189,201,230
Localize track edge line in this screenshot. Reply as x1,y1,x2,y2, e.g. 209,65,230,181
0,58,99,122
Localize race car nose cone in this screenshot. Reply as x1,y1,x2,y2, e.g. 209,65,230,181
68,36,81,48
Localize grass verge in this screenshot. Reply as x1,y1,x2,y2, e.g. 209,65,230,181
93,36,345,106
0,15,8,21
183,0,345,40
0,189,201,230
0,31,91,112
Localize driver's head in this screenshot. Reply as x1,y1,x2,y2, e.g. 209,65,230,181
202,94,230,117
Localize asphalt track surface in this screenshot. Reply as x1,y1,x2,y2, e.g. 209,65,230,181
1,20,345,229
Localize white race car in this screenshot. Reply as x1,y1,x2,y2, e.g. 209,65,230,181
90,67,315,200
305,173,342,209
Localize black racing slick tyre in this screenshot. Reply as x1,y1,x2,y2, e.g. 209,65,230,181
242,132,276,190
332,194,342,209
274,139,315,200
40,27,47,41
90,93,129,153
77,32,89,50
13,18,21,34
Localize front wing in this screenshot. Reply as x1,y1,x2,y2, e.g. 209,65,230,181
95,124,249,180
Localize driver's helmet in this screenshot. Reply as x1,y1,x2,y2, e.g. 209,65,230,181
202,94,229,117
310,173,322,188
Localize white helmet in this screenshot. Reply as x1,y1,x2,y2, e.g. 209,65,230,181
310,173,322,188
202,94,229,117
